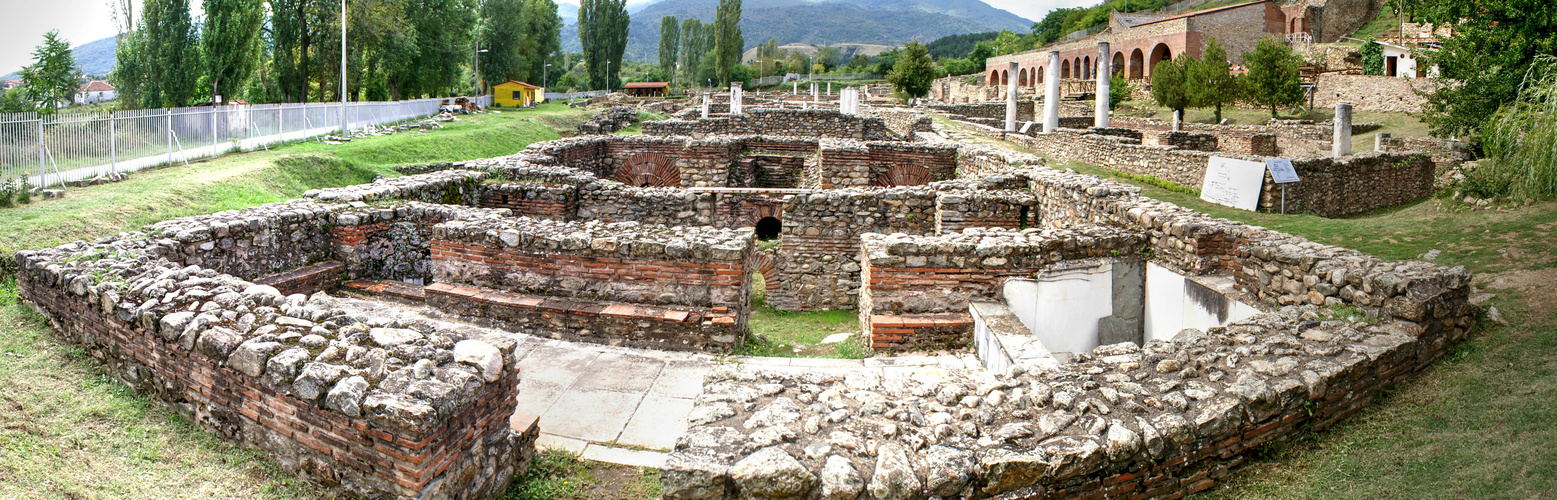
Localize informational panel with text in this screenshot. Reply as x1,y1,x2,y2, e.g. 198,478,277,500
1265,158,1299,183
1200,156,1267,211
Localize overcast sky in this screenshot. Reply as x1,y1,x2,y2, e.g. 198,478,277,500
1,0,1091,77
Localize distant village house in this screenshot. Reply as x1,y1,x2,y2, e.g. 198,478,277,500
75,80,116,104
494,80,543,107
622,82,669,98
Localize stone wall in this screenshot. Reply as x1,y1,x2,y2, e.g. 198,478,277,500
1158,131,1219,152
1109,115,1333,156
1377,134,1471,172
427,213,754,351
766,187,939,311
144,200,337,281
641,109,904,141
1313,73,1435,113
15,237,534,500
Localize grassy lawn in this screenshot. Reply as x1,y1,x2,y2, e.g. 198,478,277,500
1113,100,1429,152
741,273,866,359
0,103,594,498
503,448,660,500
934,111,1557,498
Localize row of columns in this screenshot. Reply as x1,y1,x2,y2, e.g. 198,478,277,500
1006,42,1114,133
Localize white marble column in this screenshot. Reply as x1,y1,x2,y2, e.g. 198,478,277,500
1043,51,1061,133
1095,42,1111,128
1005,61,1019,132
1333,101,1353,157
731,82,743,115
701,93,711,119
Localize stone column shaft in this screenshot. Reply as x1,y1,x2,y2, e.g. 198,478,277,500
731,82,744,116
1043,51,1061,133
1096,42,1111,129
1005,61,1020,132
1333,102,1353,157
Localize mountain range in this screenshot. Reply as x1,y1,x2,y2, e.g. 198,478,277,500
3,35,119,81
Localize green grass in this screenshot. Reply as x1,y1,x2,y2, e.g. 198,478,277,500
743,272,866,359
0,278,320,499
504,448,660,500
931,111,1557,498
0,103,592,270
0,104,596,497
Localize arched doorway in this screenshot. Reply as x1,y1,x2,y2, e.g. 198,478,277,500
1074,57,1083,79
989,70,999,85
1061,59,1071,79
755,217,782,240
1037,67,1044,84
1001,70,1009,85
613,152,681,187
1018,68,1028,87
1129,49,1145,78
1148,44,1172,76
1083,56,1093,79
1113,52,1126,76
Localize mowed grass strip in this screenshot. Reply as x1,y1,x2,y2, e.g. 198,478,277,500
0,104,593,497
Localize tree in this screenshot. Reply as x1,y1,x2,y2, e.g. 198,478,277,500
814,46,841,72
518,0,561,87
1187,38,1238,123
20,31,81,114
1475,56,1557,199
140,0,200,107
1360,36,1384,76
1242,37,1304,118
968,42,994,71
1417,0,1557,140
402,0,476,99
480,0,527,94
659,16,679,84
888,40,935,103
1150,54,1192,128
579,0,629,90
713,0,742,85
679,18,705,87
1109,73,1132,109
203,0,265,104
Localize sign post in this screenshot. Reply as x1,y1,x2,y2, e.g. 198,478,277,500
1264,158,1300,214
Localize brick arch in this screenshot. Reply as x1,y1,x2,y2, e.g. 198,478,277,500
1113,52,1125,76
613,152,681,188
989,70,999,85
1075,57,1084,79
745,252,781,299
1149,44,1173,77
873,163,933,187
1061,59,1071,79
1018,68,1028,87
1129,49,1145,79
733,202,783,230
1083,56,1092,79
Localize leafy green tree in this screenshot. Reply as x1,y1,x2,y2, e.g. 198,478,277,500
111,30,149,108
20,31,81,113
1360,36,1384,76
1476,56,1557,199
579,0,629,90
1415,0,1557,140
141,0,200,107
814,46,841,72
1150,54,1192,127
480,0,527,93
1242,37,1304,118
202,0,265,104
990,30,1035,56
1030,8,1075,46
659,16,679,84
403,0,476,99
0,88,32,113
348,0,418,101
679,18,705,87
1109,73,1132,109
1187,38,1238,123
518,0,561,87
265,0,308,102
714,0,743,85
888,40,935,103
968,42,994,71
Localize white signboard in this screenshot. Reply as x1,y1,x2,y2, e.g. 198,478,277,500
1265,158,1300,184
1019,121,1034,134
1200,156,1267,211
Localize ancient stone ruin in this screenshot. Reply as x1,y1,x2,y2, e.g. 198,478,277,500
13,104,1477,499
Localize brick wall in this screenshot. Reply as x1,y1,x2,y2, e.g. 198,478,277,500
641,109,904,141
425,284,744,352
254,261,345,296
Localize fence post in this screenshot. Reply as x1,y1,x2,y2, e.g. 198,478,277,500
211,105,219,153
110,111,117,175
37,118,45,183
167,108,173,166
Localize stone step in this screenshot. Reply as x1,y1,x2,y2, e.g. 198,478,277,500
342,279,426,302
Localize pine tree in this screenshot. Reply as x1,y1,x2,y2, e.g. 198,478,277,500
203,0,266,104
20,31,81,114
659,16,679,85
714,0,742,85
1187,38,1238,123
887,41,935,103
1243,37,1304,118
1150,54,1192,128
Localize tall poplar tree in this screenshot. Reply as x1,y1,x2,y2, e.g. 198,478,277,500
659,16,679,84
579,0,629,90
141,0,200,107
679,18,705,86
518,0,562,87
713,0,742,85
203,0,266,104
480,0,527,94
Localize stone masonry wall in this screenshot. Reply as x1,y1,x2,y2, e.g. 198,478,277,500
767,187,938,311
16,236,533,500
642,109,903,141
1313,73,1435,113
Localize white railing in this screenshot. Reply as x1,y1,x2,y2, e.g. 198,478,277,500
1286,32,1313,44
0,96,461,188
544,90,609,100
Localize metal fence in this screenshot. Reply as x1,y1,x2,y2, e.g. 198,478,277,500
544,90,609,100
0,96,472,189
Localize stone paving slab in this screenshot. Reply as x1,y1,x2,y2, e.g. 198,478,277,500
581,445,670,468
618,395,696,450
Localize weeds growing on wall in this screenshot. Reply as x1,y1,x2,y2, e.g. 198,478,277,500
1474,56,1557,201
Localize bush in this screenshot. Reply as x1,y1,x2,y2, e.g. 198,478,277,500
1476,56,1557,200
1360,36,1384,76
1109,73,1132,109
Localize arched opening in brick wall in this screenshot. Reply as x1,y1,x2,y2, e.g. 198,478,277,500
1061,59,1071,79
989,70,999,85
1083,56,1092,79
755,217,782,240
1037,67,1045,85
1113,52,1125,76
1018,69,1028,87
1001,70,1009,85
746,251,780,308
1148,44,1173,77
873,163,933,187
613,152,681,188
1129,49,1145,78
1075,57,1084,79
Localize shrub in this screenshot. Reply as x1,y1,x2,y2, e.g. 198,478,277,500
1477,55,1557,200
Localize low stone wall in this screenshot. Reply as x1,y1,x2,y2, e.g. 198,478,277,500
328,202,504,284
642,109,904,141
766,187,939,311
144,200,337,280
1314,73,1435,113
15,237,534,499
1158,131,1219,152
255,260,345,296
860,107,935,139
928,102,1038,122
1377,134,1472,172
427,214,754,350
1109,115,1333,156
305,169,488,204
933,189,1038,233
